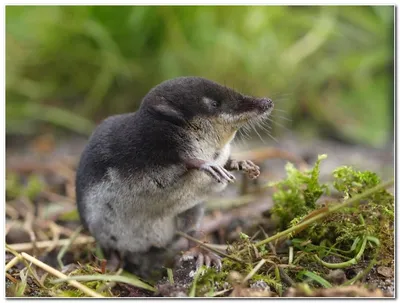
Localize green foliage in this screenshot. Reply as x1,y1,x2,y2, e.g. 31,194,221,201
6,173,44,200
194,263,229,296
270,155,394,266
270,154,329,229
50,264,111,297
297,270,332,288
194,258,284,297
6,6,393,146
195,235,283,296
24,175,45,200
333,166,380,198
6,173,21,200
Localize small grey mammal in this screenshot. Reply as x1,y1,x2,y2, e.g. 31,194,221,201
75,76,274,278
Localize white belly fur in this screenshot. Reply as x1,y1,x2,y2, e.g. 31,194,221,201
85,142,232,254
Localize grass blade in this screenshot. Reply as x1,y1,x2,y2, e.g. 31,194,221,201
53,274,156,292
299,270,332,288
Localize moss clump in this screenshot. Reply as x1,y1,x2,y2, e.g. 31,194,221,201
50,264,112,297
270,154,329,230
194,235,282,297
270,155,394,266
6,173,45,201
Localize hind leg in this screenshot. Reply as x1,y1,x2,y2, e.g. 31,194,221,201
176,202,205,234
175,203,222,271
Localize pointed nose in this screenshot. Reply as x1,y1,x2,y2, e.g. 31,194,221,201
259,98,273,112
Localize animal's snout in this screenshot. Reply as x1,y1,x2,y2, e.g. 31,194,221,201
259,98,274,112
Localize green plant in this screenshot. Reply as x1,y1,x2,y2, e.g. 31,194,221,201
6,6,393,146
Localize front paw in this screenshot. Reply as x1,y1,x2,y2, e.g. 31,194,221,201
200,162,236,183
241,160,260,179
227,160,260,179
178,246,222,273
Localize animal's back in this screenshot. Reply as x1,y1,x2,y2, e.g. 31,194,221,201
75,113,136,228
75,110,199,255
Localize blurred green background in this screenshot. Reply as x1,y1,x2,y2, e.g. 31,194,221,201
6,6,394,147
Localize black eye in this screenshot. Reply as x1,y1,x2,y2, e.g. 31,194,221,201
203,97,220,108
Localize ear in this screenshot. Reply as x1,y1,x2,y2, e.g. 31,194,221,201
150,101,187,126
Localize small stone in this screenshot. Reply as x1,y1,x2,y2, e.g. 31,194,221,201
227,271,243,285
250,280,270,292
377,266,393,278
188,270,196,278
327,269,347,285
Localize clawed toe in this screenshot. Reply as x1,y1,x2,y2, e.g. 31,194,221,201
200,163,236,183
242,160,260,179
179,247,222,272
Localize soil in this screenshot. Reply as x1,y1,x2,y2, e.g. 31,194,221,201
5,132,395,297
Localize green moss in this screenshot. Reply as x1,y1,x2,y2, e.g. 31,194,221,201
50,264,111,297
6,173,23,200
24,175,44,200
6,173,44,201
270,154,329,230
270,155,394,267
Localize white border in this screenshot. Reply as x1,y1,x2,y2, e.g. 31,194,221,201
2,3,397,302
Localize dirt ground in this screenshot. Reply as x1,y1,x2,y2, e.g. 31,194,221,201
5,132,394,297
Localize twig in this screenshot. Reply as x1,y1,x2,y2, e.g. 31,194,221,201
5,222,16,236
57,226,83,268
209,288,233,297
7,236,95,252
5,204,19,220
20,252,103,298
241,258,266,285
23,212,37,255
5,255,22,272
288,247,294,265
207,243,228,251
46,222,61,253
259,225,276,255
279,267,296,286
6,272,19,284
176,231,245,264
6,245,32,272
234,179,394,256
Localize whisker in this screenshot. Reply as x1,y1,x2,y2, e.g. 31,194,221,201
269,92,294,99
265,131,279,143
257,121,280,143
269,113,292,122
234,132,247,149
251,123,266,144
241,126,252,140
258,123,272,133
273,108,290,113
265,117,291,131
259,121,272,130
